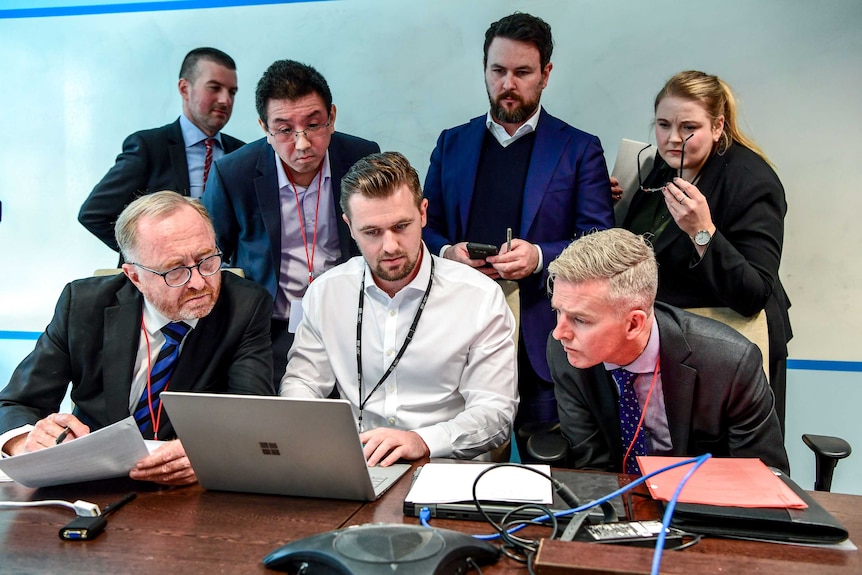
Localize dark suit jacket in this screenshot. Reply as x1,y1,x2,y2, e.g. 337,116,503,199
423,109,614,381
202,133,380,301
78,119,245,252
624,144,791,364
0,272,274,440
548,303,789,474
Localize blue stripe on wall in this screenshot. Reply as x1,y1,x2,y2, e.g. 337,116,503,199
4,331,860,372
0,331,41,341
0,0,330,19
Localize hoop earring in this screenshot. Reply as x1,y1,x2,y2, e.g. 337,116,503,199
716,131,730,156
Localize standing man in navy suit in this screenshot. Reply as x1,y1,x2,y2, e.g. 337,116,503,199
79,47,245,254
203,60,379,385
423,13,614,458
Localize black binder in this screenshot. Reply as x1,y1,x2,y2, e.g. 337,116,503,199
668,471,849,544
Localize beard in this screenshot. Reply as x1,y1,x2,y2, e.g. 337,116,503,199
372,250,419,283
488,90,540,125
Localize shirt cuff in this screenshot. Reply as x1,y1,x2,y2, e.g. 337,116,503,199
533,244,544,274
413,425,452,458
439,245,452,258
0,425,34,457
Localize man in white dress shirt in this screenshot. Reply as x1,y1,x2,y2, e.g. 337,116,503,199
280,151,518,466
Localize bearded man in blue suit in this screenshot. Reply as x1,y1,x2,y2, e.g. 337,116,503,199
422,13,614,457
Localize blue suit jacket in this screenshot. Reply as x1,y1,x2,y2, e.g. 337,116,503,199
203,133,379,301
423,110,614,381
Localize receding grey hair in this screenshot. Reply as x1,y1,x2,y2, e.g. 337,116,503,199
548,228,658,313
115,190,214,263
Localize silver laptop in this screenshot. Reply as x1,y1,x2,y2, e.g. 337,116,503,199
160,392,411,501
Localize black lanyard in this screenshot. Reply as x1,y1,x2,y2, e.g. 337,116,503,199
356,257,435,431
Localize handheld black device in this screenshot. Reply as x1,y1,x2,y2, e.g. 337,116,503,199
466,242,498,259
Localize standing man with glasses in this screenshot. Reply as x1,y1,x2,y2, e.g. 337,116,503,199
0,191,274,485
79,47,245,257
422,13,614,459
203,60,379,385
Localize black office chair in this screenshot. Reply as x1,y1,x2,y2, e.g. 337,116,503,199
527,308,853,492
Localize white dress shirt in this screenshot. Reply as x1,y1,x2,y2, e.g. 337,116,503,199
280,244,519,459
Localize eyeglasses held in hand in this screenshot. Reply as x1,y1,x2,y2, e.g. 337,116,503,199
131,253,223,287
267,120,332,143
638,133,694,193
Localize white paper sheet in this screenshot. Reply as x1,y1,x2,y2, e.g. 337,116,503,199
0,417,148,488
405,462,553,504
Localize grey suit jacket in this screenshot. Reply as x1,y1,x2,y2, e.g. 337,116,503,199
548,302,789,474
0,272,274,440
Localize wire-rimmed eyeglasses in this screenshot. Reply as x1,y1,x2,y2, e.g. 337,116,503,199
131,252,223,287
638,133,694,193
267,119,332,143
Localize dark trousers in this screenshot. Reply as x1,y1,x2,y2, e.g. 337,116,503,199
513,338,557,463
271,319,295,390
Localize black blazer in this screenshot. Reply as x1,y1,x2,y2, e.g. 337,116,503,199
624,144,791,363
78,119,245,252
548,303,789,474
202,133,380,300
0,272,274,440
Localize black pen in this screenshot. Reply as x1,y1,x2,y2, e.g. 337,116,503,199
101,492,137,517
55,426,72,445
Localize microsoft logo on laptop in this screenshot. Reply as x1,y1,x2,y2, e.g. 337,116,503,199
259,442,280,455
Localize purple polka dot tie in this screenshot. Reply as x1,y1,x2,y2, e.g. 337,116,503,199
612,368,646,475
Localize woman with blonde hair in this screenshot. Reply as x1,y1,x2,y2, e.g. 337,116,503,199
624,70,791,430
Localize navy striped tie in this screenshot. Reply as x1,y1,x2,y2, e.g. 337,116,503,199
134,321,190,439
612,368,646,475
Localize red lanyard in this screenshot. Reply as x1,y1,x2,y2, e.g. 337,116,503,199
621,356,661,474
140,317,168,440
285,162,323,284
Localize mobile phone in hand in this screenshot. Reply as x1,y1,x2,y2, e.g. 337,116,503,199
466,242,499,259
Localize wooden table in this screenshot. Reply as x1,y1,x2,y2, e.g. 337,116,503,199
0,477,363,574
0,463,858,574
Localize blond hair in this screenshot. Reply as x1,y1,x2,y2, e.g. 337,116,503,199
655,70,772,166
548,229,657,313
340,151,423,217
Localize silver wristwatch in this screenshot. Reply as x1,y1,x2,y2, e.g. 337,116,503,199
694,229,712,246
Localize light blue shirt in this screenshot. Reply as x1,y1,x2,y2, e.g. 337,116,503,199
179,114,225,198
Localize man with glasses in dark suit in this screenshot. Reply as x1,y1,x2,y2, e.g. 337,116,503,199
203,60,379,385
0,191,273,485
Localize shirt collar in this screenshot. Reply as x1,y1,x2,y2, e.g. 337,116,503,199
275,149,331,190
179,113,222,148
142,297,200,334
603,314,660,374
485,104,542,147
363,242,432,298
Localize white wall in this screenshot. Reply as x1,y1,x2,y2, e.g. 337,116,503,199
1,0,860,492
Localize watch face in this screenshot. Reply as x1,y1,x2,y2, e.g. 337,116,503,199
695,230,711,246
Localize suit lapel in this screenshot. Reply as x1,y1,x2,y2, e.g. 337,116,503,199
522,110,565,238
167,120,191,194
327,134,357,259
654,308,698,455
254,141,283,284
102,282,143,422
457,119,488,238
